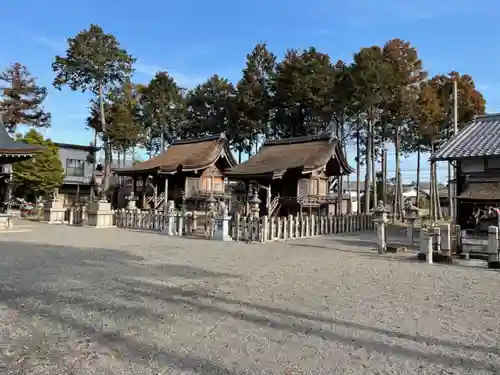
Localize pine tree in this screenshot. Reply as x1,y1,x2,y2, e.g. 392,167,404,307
0,62,51,132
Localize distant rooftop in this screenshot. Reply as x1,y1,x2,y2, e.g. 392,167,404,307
434,113,500,161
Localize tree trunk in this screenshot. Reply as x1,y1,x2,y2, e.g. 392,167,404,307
356,127,360,213
372,145,377,205
364,114,372,213
99,84,110,193
416,147,421,208
435,161,443,220
393,131,400,220
430,158,435,221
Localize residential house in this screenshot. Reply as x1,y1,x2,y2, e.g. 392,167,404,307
56,142,134,205
432,113,500,228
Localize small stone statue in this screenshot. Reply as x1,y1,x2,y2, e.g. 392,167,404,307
167,200,175,213
50,187,59,201
219,201,228,216
90,171,104,202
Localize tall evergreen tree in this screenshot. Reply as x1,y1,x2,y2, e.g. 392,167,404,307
184,74,235,138
0,63,51,132
141,72,185,153
52,24,135,191
233,43,276,159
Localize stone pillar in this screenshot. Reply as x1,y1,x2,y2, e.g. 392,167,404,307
488,226,500,269
262,215,269,243
283,216,288,240
311,215,315,236
192,212,197,231
418,228,433,263
459,229,469,259
214,214,232,241
164,200,176,236
288,214,293,239
433,227,441,253
440,223,452,261
176,212,184,236
376,220,386,254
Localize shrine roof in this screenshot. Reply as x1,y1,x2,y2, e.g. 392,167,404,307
225,134,354,179
0,116,41,163
113,133,236,176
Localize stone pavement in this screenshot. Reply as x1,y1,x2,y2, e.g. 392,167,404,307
0,223,499,374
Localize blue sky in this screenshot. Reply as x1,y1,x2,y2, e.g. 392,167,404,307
2,0,500,183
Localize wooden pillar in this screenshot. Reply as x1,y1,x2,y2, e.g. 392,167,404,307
164,175,169,212
153,175,158,212
132,177,137,195
142,175,146,209
267,184,271,216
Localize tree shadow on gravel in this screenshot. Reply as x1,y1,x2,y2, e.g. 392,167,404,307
0,241,242,374
0,241,498,373
129,283,499,371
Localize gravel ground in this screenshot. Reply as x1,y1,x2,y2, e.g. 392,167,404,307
0,223,499,374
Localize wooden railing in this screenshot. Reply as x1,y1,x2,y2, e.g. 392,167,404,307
269,196,281,216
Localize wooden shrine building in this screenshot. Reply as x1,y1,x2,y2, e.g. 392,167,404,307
0,116,41,210
113,133,237,210
225,134,354,216
433,113,500,229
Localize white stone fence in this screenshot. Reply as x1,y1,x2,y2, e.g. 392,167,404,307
232,213,375,243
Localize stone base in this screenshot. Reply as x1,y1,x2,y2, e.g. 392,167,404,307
488,261,500,269
0,214,13,230
459,253,470,260
214,216,232,241
87,201,114,228
43,200,66,224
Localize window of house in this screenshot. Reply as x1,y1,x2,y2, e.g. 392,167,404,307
66,159,85,177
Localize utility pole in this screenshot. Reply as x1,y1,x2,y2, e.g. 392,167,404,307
452,78,459,220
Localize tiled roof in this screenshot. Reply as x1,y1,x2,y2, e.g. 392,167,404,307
0,115,41,162
113,133,236,175
433,114,500,160
226,134,354,179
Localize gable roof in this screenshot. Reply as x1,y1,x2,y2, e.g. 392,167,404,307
0,116,41,162
433,113,500,161
113,133,236,176
226,134,354,179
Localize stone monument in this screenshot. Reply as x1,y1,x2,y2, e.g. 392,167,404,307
43,187,66,224
164,200,176,236
214,201,231,241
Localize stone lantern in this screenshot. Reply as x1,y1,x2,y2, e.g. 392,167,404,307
250,191,261,218
207,193,217,213
404,203,419,245
372,200,389,254
125,191,139,210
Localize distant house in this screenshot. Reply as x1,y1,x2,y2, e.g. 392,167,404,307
56,142,133,205
432,113,500,227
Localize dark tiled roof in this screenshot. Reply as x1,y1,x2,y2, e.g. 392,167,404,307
113,133,236,175
458,182,500,201
226,134,354,179
55,142,100,152
0,116,41,162
434,114,500,160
